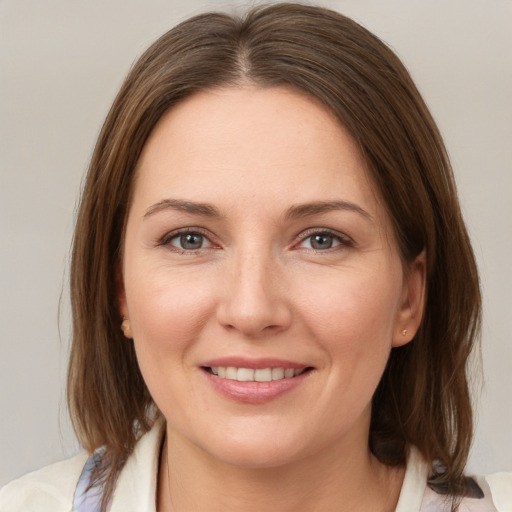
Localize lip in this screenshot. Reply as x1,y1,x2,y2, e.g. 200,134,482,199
200,357,313,404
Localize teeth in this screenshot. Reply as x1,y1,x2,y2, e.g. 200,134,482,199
226,367,238,380
284,368,294,378
237,368,254,381
271,368,284,380
208,366,306,382
255,368,272,382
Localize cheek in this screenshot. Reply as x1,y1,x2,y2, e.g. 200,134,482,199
125,265,220,419
296,264,402,387
125,265,217,360
302,272,400,340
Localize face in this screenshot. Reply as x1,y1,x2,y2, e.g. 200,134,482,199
119,86,425,469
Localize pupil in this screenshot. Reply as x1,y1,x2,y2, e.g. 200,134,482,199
181,233,203,249
311,234,332,250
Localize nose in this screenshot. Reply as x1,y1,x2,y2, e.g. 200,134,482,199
216,249,292,338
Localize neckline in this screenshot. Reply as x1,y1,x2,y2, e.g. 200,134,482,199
108,421,428,512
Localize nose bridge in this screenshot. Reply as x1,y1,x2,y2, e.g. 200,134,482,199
218,241,291,336
236,247,273,303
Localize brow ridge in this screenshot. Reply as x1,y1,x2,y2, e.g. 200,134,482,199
144,198,371,222
284,200,372,221
144,199,220,218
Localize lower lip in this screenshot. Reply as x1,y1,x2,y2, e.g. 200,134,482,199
202,369,311,404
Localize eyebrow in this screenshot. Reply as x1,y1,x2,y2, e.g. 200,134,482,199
284,200,372,221
143,198,372,222
144,199,221,219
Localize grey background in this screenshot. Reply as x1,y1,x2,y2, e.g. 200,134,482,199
1,0,511,486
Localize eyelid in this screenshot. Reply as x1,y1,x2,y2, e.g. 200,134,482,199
294,227,354,250
157,227,218,250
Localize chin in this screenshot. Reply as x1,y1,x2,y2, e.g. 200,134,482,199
209,442,302,470
191,423,319,470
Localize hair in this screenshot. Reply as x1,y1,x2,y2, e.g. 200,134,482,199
68,3,481,509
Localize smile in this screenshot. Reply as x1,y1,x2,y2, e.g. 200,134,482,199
201,359,314,403
207,367,308,382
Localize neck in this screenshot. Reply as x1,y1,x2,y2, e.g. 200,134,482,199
158,425,405,512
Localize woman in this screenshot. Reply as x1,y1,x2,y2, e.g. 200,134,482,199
1,3,510,511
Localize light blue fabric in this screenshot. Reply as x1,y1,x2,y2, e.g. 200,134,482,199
72,448,106,512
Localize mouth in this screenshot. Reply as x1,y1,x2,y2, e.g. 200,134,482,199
202,366,312,382
200,360,314,403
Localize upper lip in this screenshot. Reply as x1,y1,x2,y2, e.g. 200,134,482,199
201,357,309,370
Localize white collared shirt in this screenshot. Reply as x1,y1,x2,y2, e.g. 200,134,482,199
1,420,511,511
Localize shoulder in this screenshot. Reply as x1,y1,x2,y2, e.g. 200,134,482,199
0,452,89,512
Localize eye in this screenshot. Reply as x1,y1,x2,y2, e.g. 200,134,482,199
297,230,352,251
160,230,214,251
173,233,208,250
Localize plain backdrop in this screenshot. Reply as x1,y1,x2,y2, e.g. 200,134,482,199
1,0,511,487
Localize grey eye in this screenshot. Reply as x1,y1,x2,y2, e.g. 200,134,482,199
172,233,206,250
309,234,334,250
299,233,342,250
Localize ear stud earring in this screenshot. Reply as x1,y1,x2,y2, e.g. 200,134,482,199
401,329,408,336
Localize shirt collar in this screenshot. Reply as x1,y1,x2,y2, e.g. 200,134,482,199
110,417,166,512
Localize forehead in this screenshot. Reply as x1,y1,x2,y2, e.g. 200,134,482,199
133,86,383,218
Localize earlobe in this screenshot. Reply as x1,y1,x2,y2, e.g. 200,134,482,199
393,250,427,347
121,317,133,339
116,269,133,339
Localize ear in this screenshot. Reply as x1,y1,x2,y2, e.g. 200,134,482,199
392,250,427,347
116,268,133,339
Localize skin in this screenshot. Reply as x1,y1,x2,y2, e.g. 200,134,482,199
119,86,426,511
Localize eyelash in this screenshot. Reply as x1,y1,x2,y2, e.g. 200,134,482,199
157,228,215,254
157,227,354,254
295,228,354,252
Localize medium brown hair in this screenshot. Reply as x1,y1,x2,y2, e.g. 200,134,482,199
68,3,481,508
